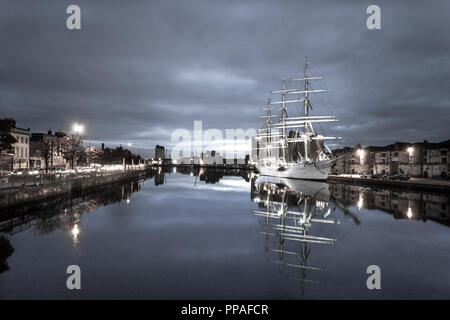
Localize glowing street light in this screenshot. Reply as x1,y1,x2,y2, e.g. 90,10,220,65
407,147,414,156
72,123,84,135
407,146,414,169
357,149,365,164
357,149,365,158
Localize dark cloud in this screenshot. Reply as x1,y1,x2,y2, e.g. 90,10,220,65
1,0,449,155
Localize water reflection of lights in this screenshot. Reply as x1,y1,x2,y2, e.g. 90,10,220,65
357,193,364,210
126,198,130,204
407,207,413,219
316,200,328,210
71,224,80,241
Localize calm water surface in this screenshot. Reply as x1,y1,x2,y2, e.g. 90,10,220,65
0,168,449,299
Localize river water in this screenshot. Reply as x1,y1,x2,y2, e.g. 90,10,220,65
0,167,449,299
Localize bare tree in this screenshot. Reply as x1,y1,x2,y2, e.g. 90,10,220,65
32,139,54,173
62,134,84,169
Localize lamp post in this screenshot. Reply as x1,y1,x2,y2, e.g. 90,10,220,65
357,149,365,174
128,142,139,164
71,123,85,169
72,123,84,136
407,146,414,176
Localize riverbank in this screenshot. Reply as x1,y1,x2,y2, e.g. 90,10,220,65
0,167,152,209
327,175,450,193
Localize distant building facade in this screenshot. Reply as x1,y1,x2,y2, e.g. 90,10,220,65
155,145,165,160
29,130,67,169
6,118,30,169
85,145,103,165
332,139,450,178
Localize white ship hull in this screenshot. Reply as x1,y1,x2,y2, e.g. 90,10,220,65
256,160,333,181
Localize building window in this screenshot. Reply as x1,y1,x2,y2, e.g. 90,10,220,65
21,137,24,143
25,137,28,144
441,150,448,156
20,148,23,157
443,158,447,164
394,152,398,157
25,149,28,158
381,153,386,157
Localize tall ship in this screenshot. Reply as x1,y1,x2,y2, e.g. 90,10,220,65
254,58,340,181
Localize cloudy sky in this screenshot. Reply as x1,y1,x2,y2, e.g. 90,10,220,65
1,0,449,156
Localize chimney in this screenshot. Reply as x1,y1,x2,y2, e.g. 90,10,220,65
48,129,52,135
101,143,105,150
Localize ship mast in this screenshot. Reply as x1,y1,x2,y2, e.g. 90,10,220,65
281,79,288,161
304,59,310,119
266,97,272,159
255,57,342,165
303,58,310,160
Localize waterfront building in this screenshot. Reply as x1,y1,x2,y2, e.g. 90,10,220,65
419,140,450,178
85,145,103,165
29,130,67,170
331,139,450,178
200,150,223,165
6,118,30,170
155,145,165,160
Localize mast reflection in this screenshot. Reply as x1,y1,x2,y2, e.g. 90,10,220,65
251,176,356,296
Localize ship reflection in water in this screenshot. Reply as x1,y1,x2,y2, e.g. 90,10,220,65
252,177,354,296
0,168,449,299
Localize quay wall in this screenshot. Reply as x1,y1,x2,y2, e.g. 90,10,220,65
327,175,450,194
0,169,151,209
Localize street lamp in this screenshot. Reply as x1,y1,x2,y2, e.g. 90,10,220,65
407,146,414,176
357,149,365,164
72,123,84,135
